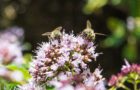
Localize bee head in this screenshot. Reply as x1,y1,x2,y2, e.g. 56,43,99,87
81,20,96,41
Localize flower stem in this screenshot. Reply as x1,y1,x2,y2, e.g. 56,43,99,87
134,81,137,90
120,84,131,90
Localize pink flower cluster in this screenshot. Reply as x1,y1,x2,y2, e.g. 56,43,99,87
0,27,24,65
20,68,105,90
50,68,105,90
0,27,25,83
19,79,44,90
108,60,140,87
19,28,106,90
30,31,99,84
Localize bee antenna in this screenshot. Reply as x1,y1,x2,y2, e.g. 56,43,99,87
95,33,107,36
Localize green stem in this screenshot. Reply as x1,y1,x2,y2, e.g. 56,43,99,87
120,84,131,90
134,81,137,90
64,65,70,71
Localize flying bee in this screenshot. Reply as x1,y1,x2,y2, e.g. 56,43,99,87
81,20,106,40
42,26,62,39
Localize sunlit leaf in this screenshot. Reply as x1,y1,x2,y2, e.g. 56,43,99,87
83,0,108,14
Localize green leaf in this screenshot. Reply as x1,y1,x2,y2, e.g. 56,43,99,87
107,18,126,38
23,53,32,68
46,85,55,90
0,77,18,90
6,64,31,82
83,0,108,14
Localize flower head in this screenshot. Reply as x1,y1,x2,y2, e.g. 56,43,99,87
51,68,105,90
0,27,24,65
108,60,140,89
30,31,98,84
0,27,24,43
19,79,44,90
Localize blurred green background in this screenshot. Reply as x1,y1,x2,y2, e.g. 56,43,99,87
0,0,140,78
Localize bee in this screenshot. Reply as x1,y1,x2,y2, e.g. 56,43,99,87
81,20,106,40
42,26,62,39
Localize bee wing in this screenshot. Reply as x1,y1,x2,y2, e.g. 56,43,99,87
42,32,51,36
42,26,62,36
55,26,62,31
95,33,107,36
